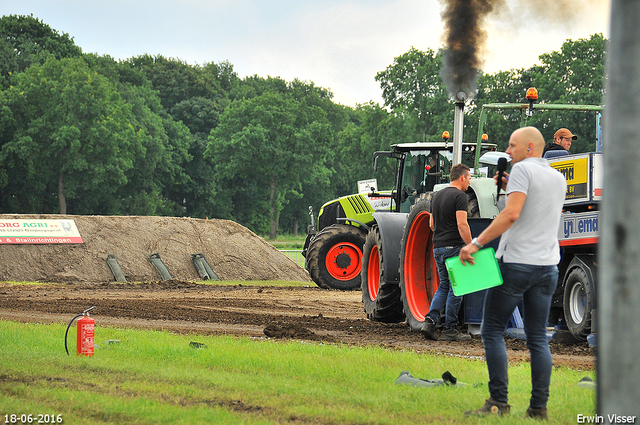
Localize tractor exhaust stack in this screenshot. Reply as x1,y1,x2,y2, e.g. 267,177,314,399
453,91,468,166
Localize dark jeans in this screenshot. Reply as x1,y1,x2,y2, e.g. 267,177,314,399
481,262,558,408
427,246,464,329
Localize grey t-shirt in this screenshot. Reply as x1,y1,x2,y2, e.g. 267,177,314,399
496,157,567,265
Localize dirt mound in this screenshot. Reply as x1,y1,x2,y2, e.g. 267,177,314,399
0,214,311,283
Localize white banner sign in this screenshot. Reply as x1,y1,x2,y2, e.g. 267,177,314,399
358,179,377,194
0,219,83,244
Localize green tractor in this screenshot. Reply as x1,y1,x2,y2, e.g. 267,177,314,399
302,138,507,292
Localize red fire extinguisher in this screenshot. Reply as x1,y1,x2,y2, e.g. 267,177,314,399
76,314,95,356
65,306,96,356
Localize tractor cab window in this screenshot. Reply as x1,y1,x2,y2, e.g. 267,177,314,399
434,150,453,180
399,150,452,212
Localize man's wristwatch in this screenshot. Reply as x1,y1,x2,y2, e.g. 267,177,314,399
471,237,483,249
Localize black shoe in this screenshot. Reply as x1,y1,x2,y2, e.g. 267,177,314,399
420,317,438,341
526,407,548,420
441,327,471,341
464,398,511,417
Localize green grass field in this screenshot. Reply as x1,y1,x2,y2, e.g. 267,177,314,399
265,234,306,250
0,318,595,424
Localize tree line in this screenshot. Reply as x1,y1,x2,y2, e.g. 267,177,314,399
0,15,606,238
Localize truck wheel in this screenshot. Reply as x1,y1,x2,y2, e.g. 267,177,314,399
361,226,405,323
306,224,367,290
563,267,594,340
399,193,439,333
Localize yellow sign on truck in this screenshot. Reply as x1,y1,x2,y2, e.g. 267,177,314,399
548,153,603,205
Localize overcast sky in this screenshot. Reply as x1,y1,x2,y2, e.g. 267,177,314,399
2,0,610,107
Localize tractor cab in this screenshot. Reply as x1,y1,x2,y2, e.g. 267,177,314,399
374,139,498,213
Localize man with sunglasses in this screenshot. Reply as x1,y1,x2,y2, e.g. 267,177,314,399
542,128,578,157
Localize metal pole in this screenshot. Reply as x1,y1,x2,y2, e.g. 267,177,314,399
598,0,640,420
453,101,464,165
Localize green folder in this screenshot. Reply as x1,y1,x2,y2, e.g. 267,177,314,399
445,247,503,296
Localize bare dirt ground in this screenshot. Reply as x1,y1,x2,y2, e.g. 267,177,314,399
0,215,594,370
0,281,595,370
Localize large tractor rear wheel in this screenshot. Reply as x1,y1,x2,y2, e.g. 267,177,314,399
563,266,594,340
306,224,367,290
399,193,439,333
361,226,405,323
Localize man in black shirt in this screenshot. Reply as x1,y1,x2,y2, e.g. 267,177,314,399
422,163,473,341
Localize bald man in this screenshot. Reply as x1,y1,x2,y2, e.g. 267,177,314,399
460,127,566,420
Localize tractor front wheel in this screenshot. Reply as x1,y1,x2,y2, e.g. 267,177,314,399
306,224,367,290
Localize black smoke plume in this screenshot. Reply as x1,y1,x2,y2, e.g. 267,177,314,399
438,0,605,100
440,0,503,99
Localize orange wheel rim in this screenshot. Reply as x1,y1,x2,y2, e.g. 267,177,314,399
404,211,438,321
325,242,363,281
367,245,380,300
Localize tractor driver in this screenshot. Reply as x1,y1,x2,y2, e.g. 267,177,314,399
402,155,427,209
425,156,440,191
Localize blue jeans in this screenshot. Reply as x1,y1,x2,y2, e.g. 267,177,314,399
427,246,464,329
481,262,558,409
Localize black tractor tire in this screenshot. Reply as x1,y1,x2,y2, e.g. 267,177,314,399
306,224,367,290
421,191,434,213
361,226,405,323
399,192,439,333
563,266,594,340
467,192,480,218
